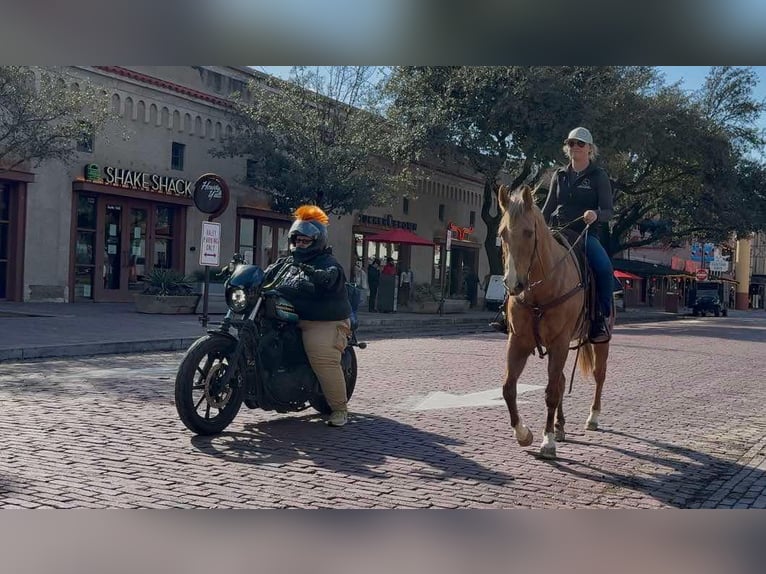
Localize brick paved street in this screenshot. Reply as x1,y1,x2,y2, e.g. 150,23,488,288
1,315,765,508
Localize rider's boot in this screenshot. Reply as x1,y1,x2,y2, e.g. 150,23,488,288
489,310,509,334
589,313,611,344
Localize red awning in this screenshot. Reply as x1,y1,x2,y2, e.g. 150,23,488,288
614,270,642,280
365,228,435,246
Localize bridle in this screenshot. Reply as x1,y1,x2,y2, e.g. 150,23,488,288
503,217,590,359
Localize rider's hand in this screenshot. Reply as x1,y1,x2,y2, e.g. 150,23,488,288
298,263,316,276
583,210,598,225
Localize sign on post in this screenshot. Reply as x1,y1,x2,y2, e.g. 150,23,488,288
199,221,221,267
708,259,728,272
695,269,709,281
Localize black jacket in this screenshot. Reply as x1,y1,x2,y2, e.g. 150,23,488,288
263,248,351,322
542,162,613,235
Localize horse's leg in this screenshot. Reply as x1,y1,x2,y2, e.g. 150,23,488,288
555,372,566,442
540,344,568,459
586,342,610,431
502,335,534,447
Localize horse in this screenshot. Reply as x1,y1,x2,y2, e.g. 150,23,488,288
497,183,613,459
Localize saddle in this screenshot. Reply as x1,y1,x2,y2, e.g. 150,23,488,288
552,228,599,343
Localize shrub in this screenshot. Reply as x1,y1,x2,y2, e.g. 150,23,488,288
142,268,194,296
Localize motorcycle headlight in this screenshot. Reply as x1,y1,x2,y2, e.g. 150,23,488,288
226,287,249,313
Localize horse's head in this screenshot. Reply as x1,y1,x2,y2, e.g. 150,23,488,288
497,183,544,296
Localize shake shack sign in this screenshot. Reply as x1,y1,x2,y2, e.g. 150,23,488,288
192,173,230,218
84,164,192,197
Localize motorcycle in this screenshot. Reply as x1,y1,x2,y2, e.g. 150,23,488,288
174,253,365,436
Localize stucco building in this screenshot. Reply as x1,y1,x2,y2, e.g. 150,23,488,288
0,66,489,305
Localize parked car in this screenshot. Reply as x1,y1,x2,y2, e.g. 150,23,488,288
691,281,728,317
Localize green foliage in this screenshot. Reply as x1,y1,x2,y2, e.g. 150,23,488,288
384,66,766,271
215,66,415,215
142,268,194,296
0,66,111,170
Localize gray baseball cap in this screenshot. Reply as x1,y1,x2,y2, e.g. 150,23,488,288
566,127,593,144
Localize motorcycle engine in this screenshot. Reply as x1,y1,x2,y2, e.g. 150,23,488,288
257,322,317,411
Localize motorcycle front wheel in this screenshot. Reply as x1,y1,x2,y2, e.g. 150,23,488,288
310,346,357,415
174,335,244,435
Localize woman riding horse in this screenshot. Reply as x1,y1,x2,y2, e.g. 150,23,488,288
492,126,614,344
497,182,613,459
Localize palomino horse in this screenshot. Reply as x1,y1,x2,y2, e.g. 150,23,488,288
497,183,613,459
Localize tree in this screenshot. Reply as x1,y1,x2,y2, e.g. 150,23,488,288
384,66,656,273
0,66,110,173
216,66,412,215
384,66,766,271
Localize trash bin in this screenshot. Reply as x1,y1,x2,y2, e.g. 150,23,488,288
664,291,679,313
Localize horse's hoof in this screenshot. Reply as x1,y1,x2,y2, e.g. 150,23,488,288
517,429,534,447
585,421,598,431
555,428,566,442
539,445,556,459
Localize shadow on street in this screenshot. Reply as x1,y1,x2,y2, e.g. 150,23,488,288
535,428,763,508
190,412,514,486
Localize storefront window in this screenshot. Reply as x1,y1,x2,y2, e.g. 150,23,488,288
239,217,255,264
260,224,274,266
74,195,96,299
154,206,175,269
277,227,290,260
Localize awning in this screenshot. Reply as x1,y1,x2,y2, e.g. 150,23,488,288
365,228,435,246
614,270,641,280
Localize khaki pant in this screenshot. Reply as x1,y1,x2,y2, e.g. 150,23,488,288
299,319,351,412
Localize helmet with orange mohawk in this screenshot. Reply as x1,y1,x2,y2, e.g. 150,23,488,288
288,204,330,261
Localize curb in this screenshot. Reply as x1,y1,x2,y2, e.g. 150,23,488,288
0,313,686,363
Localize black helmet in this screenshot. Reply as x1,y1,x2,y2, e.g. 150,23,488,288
288,205,329,261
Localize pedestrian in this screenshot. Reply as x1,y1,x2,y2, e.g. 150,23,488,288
367,257,381,312
382,257,397,276
398,266,414,306
491,126,615,344
262,205,352,427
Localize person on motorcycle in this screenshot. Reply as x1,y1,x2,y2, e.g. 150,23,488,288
263,205,352,427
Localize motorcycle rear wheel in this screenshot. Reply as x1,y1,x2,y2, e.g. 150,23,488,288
175,335,244,435
310,346,357,415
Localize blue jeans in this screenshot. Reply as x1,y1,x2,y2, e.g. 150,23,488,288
585,234,614,317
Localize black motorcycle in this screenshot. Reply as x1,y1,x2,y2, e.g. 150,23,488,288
174,253,365,436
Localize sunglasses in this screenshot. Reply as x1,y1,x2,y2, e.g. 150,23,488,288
292,237,313,246
565,139,588,148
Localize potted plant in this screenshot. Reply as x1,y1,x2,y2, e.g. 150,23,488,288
134,268,200,314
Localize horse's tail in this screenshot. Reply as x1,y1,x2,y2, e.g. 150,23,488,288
578,341,595,378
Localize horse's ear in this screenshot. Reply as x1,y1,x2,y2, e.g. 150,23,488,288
521,185,534,210
498,184,511,213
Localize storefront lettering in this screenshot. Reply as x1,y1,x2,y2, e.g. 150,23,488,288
357,213,417,231
448,221,474,240
85,164,192,198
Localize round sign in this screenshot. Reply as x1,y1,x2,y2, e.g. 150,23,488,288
696,269,709,281
192,173,230,218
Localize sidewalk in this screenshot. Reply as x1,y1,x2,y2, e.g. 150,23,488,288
0,300,690,362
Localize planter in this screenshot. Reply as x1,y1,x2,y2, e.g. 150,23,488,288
134,293,201,314
411,301,440,314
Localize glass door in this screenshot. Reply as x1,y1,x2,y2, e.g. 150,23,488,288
102,203,123,294
92,198,155,301
128,207,148,292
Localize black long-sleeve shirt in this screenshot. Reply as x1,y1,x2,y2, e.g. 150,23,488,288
542,162,613,234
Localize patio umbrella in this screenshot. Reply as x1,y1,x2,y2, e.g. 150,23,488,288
614,270,642,280
364,228,435,246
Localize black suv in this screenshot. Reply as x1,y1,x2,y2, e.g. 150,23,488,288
691,281,728,317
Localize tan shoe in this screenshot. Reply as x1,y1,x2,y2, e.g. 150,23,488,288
326,409,348,427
